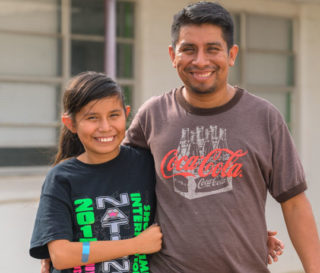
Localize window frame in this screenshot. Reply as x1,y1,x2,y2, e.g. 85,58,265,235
230,12,297,127
0,0,136,166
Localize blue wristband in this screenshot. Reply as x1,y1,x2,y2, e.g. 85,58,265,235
81,242,90,263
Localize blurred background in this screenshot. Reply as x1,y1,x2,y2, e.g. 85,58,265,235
0,0,319,272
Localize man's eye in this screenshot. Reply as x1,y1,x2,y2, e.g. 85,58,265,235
182,47,194,52
208,47,219,52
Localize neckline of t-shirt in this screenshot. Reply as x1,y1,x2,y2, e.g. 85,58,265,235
175,86,244,116
71,145,126,168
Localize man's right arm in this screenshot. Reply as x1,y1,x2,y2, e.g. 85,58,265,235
281,192,320,273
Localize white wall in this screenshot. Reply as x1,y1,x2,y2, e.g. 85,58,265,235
299,2,320,233
0,174,45,273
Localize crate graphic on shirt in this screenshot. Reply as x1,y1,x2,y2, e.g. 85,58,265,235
160,125,247,200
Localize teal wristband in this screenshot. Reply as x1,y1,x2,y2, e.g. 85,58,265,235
81,242,90,263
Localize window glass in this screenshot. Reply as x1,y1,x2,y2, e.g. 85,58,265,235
232,14,240,45
0,0,61,33
0,83,59,124
0,0,136,166
0,33,61,77
247,15,292,51
246,53,294,86
121,85,133,127
121,85,133,105
71,0,104,36
117,1,134,38
116,1,135,108
71,40,104,75
230,13,294,127
117,43,134,78
0,83,59,147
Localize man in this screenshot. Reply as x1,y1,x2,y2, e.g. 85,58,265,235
124,2,320,272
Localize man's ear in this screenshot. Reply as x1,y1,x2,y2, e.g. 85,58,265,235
168,45,177,68
125,105,131,118
228,44,239,67
61,113,76,133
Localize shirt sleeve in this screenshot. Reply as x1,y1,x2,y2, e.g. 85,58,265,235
123,108,149,149
268,122,307,203
29,172,73,259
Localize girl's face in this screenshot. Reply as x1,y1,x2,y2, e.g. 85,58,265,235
64,96,130,164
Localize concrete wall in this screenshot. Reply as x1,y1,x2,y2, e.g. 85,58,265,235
0,172,46,272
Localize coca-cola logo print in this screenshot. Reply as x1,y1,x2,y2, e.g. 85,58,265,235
160,125,247,200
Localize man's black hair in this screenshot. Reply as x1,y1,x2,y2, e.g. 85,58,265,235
171,1,234,50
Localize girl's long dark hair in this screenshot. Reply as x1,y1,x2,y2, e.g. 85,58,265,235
54,71,125,165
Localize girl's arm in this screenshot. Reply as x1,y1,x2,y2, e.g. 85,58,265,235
267,230,284,264
41,258,51,273
48,224,162,270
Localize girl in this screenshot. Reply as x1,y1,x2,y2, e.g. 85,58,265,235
30,71,162,272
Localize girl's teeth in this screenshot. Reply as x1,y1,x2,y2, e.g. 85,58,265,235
98,137,113,142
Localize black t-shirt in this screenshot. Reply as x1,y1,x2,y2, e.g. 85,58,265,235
30,145,156,273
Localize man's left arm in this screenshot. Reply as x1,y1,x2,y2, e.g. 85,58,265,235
281,192,320,273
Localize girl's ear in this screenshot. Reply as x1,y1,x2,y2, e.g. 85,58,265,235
61,113,77,133
125,105,131,118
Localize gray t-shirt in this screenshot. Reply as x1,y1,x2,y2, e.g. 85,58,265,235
124,87,307,273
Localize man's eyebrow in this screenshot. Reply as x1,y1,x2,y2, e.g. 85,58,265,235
207,42,223,47
179,42,223,47
180,42,195,47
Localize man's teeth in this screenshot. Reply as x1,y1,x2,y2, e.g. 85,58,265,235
97,137,113,142
194,72,211,78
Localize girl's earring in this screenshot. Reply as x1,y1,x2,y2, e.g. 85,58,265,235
62,114,76,133
125,106,131,118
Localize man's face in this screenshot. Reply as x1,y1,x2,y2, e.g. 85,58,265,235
169,24,238,96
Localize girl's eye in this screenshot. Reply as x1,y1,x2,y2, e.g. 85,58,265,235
87,116,97,120
110,113,120,118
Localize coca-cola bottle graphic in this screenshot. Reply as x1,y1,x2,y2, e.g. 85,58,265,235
173,128,190,193
173,125,233,199
196,126,205,157
219,128,230,161
210,125,219,149
177,128,190,156
202,128,212,158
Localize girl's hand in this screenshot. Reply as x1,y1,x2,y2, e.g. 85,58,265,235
267,231,284,264
134,224,163,254
40,258,51,273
